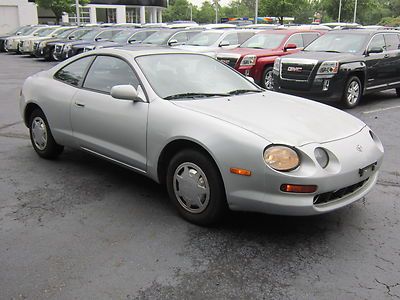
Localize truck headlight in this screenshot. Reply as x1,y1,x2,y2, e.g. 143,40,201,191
240,55,257,66
317,61,339,75
64,43,72,51
264,145,300,171
273,57,281,72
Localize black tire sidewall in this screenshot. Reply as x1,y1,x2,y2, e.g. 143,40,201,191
261,67,274,90
342,76,362,108
166,149,227,226
29,109,63,159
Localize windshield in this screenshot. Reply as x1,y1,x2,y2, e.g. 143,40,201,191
37,28,58,37
304,33,368,53
112,30,134,43
79,30,101,40
185,32,223,46
136,54,261,99
22,27,41,36
69,29,91,39
54,28,74,38
240,33,287,49
141,31,173,45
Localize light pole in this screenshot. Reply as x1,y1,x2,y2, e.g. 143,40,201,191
353,0,358,23
75,0,80,25
255,0,258,24
338,0,342,22
214,0,219,24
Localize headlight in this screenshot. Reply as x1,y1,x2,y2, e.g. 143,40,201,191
264,145,300,171
314,147,329,168
240,55,257,66
39,41,46,49
317,61,339,75
273,57,281,71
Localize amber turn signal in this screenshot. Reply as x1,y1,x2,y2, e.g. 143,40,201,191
280,184,317,193
230,168,252,176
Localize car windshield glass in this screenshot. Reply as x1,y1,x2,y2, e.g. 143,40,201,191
70,29,91,39
141,31,173,45
79,30,101,40
304,33,368,53
112,30,134,43
185,32,223,46
37,28,57,37
22,27,41,36
240,33,287,49
136,54,261,100
55,28,75,38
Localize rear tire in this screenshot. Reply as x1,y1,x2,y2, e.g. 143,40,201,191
342,76,362,108
261,66,274,90
166,149,227,226
29,109,64,159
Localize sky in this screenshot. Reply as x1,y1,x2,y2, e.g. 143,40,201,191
187,0,233,7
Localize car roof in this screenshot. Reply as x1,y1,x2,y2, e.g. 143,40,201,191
94,47,195,58
258,29,322,34
328,29,400,34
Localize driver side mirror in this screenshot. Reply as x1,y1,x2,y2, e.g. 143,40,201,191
95,37,103,42
33,33,39,36
284,43,297,51
128,39,137,44
16,32,21,36
68,35,75,40
110,85,143,102
367,46,384,55
168,39,178,46
219,40,230,47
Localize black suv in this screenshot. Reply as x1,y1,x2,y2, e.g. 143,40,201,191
273,29,400,108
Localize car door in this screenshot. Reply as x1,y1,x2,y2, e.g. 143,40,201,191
70,55,148,172
383,33,400,84
365,33,387,89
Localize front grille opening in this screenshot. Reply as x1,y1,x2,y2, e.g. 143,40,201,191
313,179,368,206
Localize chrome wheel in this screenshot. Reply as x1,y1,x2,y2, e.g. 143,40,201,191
31,117,47,150
173,162,210,214
346,80,360,105
264,69,274,90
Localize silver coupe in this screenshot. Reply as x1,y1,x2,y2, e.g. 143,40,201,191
20,48,384,225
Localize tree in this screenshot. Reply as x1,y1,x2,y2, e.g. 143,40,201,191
259,0,308,24
36,0,89,24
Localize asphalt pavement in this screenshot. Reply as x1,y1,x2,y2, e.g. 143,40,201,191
0,52,399,299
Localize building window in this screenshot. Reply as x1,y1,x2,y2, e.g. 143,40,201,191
126,7,138,23
68,7,90,24
96,8,117,23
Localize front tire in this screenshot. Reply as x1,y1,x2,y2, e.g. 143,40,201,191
29,109,64,159
342,76,362,108
166,149,227,226
261,67,274,90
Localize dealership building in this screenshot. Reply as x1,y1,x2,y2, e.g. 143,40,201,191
0,0,167,34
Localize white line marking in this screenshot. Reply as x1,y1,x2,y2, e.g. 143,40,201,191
363,105,400,114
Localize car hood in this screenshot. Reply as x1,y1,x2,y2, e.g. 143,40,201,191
172,92,365,146
283,50,360,62
218,47,281,57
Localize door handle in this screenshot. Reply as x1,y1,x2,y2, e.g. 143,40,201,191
75,102,85,107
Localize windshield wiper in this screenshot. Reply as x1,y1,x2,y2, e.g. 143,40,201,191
164,93,229,100
227,89,261,95
323,50,341,53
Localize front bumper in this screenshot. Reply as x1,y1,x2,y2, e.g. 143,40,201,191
273,71,347,103
227,126,384,216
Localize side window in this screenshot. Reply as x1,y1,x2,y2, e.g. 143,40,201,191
302,33,320,47
97,31,113,40
368,34,386,52
224,33,239,45
286,34,304,48
384,34,400,51
131,31,149,42
238,32,255,44
171,32,188,43
54,56,93,86
83,56,140,94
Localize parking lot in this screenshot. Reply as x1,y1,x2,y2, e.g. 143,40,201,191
1,52,400,299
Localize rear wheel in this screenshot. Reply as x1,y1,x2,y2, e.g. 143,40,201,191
261,67,274,90
166,149,227,226
29,109,64,159
342,76,362,108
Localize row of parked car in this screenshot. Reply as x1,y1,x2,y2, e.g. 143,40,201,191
2,23,400,108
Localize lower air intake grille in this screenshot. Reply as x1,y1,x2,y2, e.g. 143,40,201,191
313,179,368,206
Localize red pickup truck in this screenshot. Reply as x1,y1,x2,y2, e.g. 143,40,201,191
216,29,325,89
